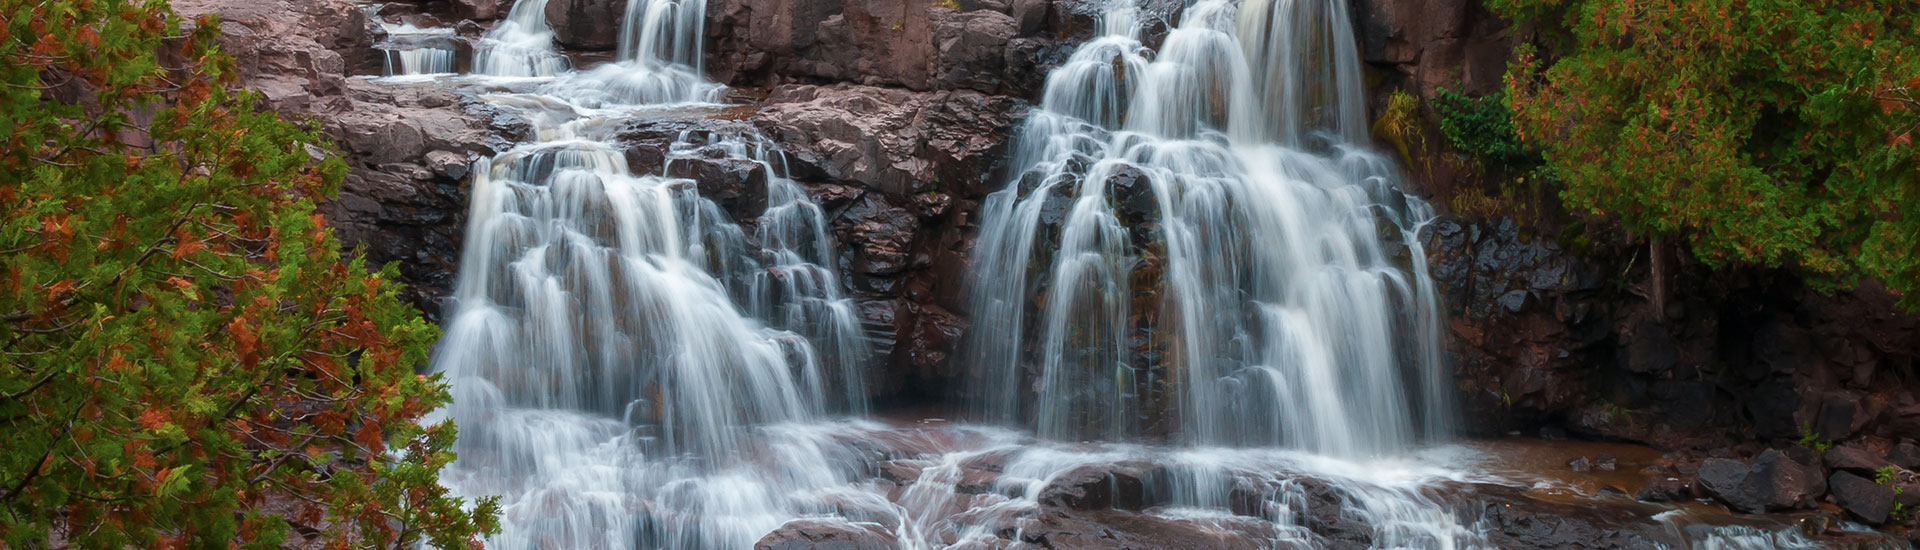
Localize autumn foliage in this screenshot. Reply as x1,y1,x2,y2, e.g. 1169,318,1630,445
0,0,497,548
1495,0,1920,305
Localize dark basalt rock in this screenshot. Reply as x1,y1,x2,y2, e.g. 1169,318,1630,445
1890,441,1920,470
1636,476,1692,502
665,156,771,220
1693,451,1822,513
1826,445,1896,475
1830,471,1896,525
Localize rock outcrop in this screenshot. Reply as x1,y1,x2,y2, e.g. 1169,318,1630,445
748,84,1027,400
704,0,1109,97
546,0,627,51
174,0,525,317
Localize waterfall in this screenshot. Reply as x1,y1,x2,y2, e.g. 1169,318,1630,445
433,1,867,547
367,8,460,78
381,47,455,76
419,0,1893,548
966,0,1450,456
473,0,571,77
619,0,706,67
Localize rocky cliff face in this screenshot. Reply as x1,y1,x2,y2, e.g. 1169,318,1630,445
177,0,1920,537
1359,0,1920,534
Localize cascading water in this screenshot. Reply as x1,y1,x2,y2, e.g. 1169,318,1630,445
967,0,1449,456
365,6,460,77
472,0,571,77
381,47,456,76
432,1,867,547
420,0,1907,548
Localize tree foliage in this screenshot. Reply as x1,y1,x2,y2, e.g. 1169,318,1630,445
1494,0,1920,305
0,0,497,547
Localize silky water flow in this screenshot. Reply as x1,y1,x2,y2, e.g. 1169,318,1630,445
422,0,1899,548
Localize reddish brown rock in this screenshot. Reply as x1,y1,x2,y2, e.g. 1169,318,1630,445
755,519,896,550
546,0,627,51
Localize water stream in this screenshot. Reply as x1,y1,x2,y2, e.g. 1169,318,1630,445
966,0,1447,455
403,0,1906,548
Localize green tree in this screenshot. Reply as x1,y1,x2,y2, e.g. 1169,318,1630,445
1495,0,1920,305
0,1,497,548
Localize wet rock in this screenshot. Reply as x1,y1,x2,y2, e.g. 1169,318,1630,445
1568,456,1591,472
839,194,917,276
456,19,486,37
666,156,771,219
1825,445,1895,475
1744,450,1822,512
1593,453,1618,471
1016,508,1289,550
1695,458,1759,512
1830,471,1896,525
1636,476,1691,502
1890,441,1920,470
1104,164,1157,222
1692,452,1817,513
546,0,626,51
1469,484,1677,549
899,302,966,377
876,459,928,484
755,519,896,550
1036,462,1169,512
753,84,1025,199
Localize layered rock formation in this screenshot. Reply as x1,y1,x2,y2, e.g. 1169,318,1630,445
174,0,529,314
173,0,1920,542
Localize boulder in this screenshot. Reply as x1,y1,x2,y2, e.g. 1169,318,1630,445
1036,461,1169,512
546,0,627,51
1693,452,1820,513
665,156,771,219
1636,477,1691,502
1891,441,1920,470
754,519,896,550
1829,471,1895,525
1743,450,1821,511
1694,458,1759,513
1825,445,1895,475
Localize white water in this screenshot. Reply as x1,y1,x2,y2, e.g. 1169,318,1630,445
472,0,571,77
967,0,1449,456
382,47,455,76
366,6,460,77
421,0,1901,548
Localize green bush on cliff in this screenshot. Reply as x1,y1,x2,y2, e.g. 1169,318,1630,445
0,1,496,548
1493,0,1920,306
1433,88,1534,172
